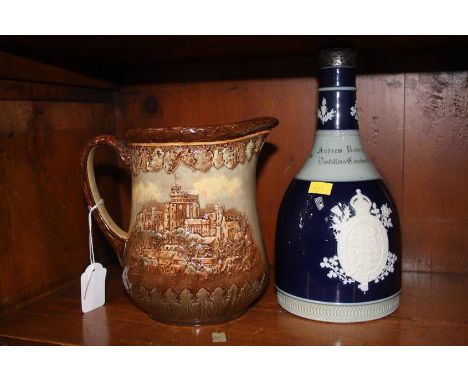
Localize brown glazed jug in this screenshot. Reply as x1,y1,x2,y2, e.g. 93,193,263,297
81,117,278,324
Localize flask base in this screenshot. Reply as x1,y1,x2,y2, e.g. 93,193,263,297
277,289,400,323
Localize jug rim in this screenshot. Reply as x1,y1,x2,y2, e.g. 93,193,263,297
123,116,278,144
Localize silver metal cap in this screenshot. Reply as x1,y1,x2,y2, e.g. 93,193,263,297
319,48,357,68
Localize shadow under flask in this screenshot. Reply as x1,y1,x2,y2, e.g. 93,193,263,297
275,49,402,323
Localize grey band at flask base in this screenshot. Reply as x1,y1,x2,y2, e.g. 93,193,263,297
276,287,400,323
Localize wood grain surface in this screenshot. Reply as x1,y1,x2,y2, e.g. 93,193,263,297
0,51,115,89
0,266,466,345
1,42,466,346
0,97,121,313
403,72,468,273
115,72,468,274
0,79,115,103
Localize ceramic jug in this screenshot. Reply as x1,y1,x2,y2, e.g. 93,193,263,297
81,117,278,324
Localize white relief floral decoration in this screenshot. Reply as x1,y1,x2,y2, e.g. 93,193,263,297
320,190,397,293
350,100,359,121
317,98,336,125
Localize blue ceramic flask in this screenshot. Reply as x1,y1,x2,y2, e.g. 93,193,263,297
275,49,402,322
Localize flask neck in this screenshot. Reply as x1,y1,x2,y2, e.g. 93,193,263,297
317,67,358,131
295,66,381,182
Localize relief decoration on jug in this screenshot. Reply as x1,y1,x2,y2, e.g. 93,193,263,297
129,134,265,175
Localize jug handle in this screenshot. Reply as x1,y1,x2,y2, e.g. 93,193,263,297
81,135,130,265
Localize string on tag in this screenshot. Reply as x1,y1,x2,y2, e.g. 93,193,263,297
88,199,104,265
85,199,104,299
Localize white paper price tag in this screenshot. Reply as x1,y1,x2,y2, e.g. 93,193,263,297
81,262,107,313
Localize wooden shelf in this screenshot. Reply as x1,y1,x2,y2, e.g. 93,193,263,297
1,36,467,345
0,266,467,345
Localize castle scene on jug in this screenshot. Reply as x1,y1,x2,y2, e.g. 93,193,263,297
131,182,260,279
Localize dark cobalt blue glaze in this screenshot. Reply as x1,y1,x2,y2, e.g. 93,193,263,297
319,67,356,87
317,67,358,131
275,179,401,304
275,52,402,310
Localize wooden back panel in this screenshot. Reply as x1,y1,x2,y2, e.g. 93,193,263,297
403,72,468,273
117,73,467,274
0,55,120,312
2,64,466,314
0,98,122,312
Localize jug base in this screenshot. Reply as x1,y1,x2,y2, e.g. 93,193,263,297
277,290,400,323
147,308,248,326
